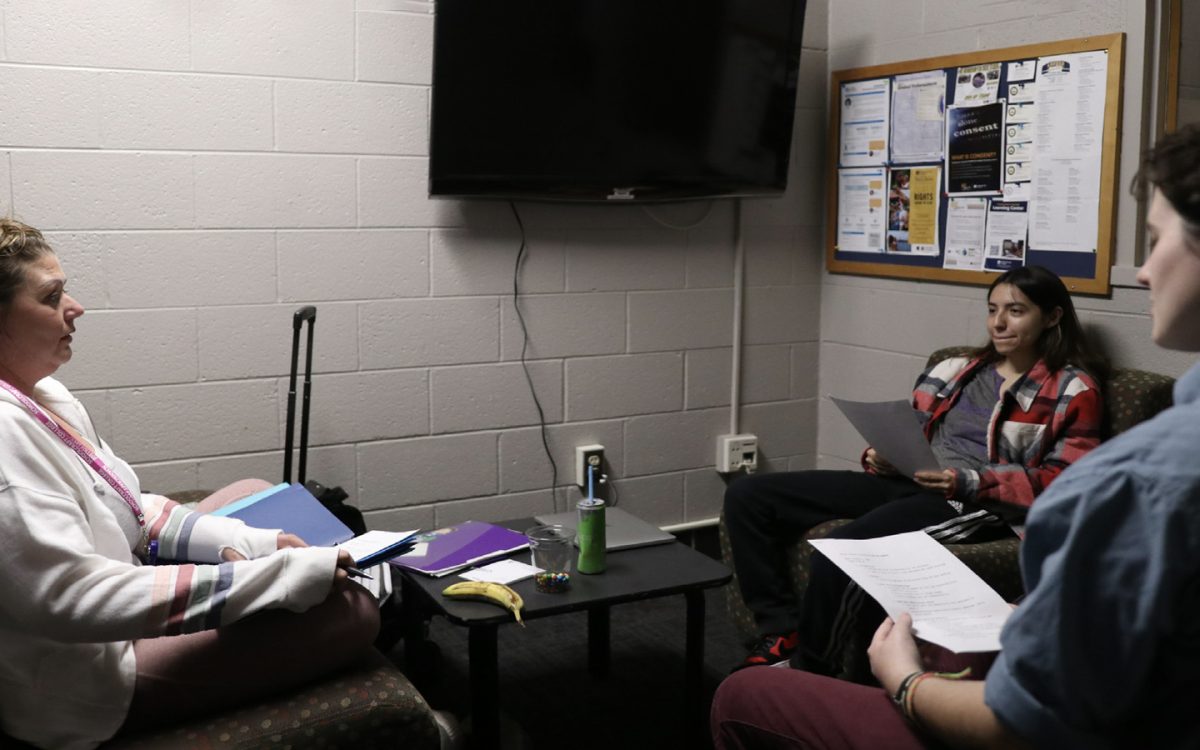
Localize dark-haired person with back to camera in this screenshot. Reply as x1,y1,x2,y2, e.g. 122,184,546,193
712,122,1200,750
0,219,379,749
724,264,1106,674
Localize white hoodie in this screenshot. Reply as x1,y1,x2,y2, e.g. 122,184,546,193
0,378,339,749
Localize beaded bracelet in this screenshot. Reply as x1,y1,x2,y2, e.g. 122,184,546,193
892,667,973,727
892,671,923,708
903,672,936,725
892,671,924,723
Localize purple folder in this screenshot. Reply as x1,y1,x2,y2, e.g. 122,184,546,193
389,521,529,577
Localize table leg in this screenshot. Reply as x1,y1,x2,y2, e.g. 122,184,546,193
684,589,706,747
468,623,500,750
399,575,432,686
587,605,611,678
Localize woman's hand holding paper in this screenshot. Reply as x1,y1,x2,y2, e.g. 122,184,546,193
914,468,955,495
868,613,923,695
865,447,901,476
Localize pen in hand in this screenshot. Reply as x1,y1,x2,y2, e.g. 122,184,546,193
334,548,373,580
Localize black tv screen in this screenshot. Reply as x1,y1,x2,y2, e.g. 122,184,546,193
429,1,807,202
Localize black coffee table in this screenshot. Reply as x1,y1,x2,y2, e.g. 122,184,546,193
394,517,732,749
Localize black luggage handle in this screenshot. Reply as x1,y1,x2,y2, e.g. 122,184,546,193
284,306,317,485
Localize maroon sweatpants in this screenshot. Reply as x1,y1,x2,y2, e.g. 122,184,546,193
711,667,933,750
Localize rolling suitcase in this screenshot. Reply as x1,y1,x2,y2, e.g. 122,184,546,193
285,305,366,536
284,308,407,648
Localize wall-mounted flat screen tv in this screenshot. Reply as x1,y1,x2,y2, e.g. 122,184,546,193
429,1,808,203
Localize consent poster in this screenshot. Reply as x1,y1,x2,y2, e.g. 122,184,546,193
945,101,1005,195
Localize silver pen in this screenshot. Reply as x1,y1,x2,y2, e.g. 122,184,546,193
344,565,374,580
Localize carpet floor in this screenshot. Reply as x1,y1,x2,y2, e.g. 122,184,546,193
391,584,750,749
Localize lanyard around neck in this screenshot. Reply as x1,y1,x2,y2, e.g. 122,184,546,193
0,379,146,530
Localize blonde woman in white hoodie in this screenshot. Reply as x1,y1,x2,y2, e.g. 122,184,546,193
0,219,379,750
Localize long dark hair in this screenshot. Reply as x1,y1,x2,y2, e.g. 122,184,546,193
971,265,1108,381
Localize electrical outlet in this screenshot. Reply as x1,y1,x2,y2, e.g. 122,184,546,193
575,444,605,491
716,433,758,473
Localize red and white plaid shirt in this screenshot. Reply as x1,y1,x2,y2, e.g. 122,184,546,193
870,355,1103,522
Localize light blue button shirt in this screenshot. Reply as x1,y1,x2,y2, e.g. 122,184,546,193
984,360,1200,749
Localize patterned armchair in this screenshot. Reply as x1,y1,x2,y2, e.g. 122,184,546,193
2,648,439,749
108,649,438,750
719,346,1176,677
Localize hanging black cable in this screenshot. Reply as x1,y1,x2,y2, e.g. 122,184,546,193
509,201,559,498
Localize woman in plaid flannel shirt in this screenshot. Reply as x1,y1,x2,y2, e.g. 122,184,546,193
724,265,1105,673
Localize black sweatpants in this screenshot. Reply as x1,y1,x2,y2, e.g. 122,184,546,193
723,470,1011,677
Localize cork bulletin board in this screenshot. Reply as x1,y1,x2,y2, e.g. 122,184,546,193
825,34,1125,295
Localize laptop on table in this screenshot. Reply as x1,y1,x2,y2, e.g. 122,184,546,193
533,506,675,551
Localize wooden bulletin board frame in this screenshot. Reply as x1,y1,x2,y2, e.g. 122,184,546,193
1162,0,1182,134
825,34,1125,295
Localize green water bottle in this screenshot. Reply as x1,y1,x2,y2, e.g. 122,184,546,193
576,498,606,574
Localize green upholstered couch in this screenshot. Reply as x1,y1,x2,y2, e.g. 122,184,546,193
718,346,1176,678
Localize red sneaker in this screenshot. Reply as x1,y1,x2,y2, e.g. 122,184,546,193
737,631,800,670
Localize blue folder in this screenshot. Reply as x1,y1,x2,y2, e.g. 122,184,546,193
210,483,289,517
219,482,355,547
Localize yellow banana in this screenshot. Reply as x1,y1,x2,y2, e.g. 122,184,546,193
441,581,525,626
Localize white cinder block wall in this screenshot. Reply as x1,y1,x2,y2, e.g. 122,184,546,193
817,1,1197,469
0,0,829,531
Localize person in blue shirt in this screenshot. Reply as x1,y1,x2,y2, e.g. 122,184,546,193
711,123,1200,750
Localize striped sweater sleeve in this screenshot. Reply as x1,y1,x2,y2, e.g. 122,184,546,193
138,549,338,636
141,493,280,563
0,483,338,643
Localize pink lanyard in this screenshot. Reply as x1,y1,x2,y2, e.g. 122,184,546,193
0,379,146,532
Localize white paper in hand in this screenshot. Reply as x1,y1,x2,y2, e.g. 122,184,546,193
831,396,940,476
809,531,1012,652
337,529,418,565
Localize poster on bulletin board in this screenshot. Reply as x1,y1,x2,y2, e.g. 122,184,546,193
824,34,1124,295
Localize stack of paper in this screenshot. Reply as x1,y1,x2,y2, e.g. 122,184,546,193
809,531,1013,653
337,530,420,568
